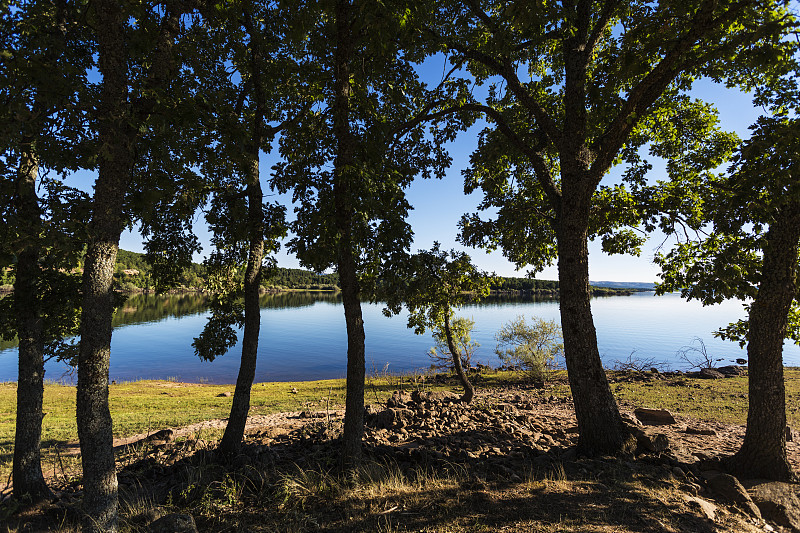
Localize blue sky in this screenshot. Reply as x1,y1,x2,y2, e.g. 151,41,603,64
71,56,763,283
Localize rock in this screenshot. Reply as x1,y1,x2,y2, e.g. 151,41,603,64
144,429,175,443
411,390,458,404
683,495,718,520
685,426,717,436
149,513,198,533
717,365,746,377
699,368,725,379
386,391,412,408
621,413,643,427
747,481,800,531
633,407,677,426
217,392,232,397
631,428,669,453
705,473,761,519
374,408,414,430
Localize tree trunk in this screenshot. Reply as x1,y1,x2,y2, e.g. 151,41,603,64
12,145,52,503
726,205,800,481
77,1,131,529
443,314,474,403
332,0,365,465
556,200,635,456
218,149,264,458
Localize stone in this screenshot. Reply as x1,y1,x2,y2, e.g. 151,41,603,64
685,426,717,436
683,495,718,521
374,408,414,429
149,513,198,533
631,428,669,453
705,473,761,519
411,390,458,404
216,391,232,397
747,481,800,531
144,429,175,443
386,391,412,408
633,407,676,426
698,368,725,379
717,365,746,377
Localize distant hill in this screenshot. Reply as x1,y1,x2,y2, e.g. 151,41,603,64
590,281,656,290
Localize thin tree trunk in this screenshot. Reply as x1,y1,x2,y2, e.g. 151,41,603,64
443,314,474,403
332,0,365,465
556,201,635,456
77,0,130,529
12,145,52,503
218,149,263,458
726,206,800,481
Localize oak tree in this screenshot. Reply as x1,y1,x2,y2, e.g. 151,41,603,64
428,0,794,455
657,113,800,481
383,243,492,402
0,0,91,503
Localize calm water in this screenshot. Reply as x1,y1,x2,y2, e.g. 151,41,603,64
1,291,799,384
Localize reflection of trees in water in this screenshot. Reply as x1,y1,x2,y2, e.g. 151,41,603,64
3,291,574,352
112,293,212,327
259,291,341,309
115,291,342,327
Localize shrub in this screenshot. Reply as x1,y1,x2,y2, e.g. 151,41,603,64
495,315,563,382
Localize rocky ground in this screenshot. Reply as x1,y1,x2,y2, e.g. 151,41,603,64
5,373,800,532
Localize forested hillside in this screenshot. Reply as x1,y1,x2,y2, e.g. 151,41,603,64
1,249,636,295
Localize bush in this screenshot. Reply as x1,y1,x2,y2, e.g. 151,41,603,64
495,315,563,382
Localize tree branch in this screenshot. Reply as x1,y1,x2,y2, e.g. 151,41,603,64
589,0,751,184
586,0,621,54
458,48,564,150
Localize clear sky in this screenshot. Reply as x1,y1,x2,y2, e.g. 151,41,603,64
91,58,763,283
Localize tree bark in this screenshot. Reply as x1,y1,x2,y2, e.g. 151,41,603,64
332,0,365,465
556,197,635,456
443,314,474,403
12,145,52,503
218,149,263,458
77,0,131,529
726,205,800,481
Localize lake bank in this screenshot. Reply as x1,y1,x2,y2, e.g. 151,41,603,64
3,368,799,532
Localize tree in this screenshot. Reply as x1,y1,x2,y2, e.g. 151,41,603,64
657,114,800,481
274,0,460,463
175,0,304,459
77,1,196,529
383,243,492,402
0,0,91,503
426,0,794,455
428,316,479,375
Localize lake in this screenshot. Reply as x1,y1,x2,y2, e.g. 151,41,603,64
1,291,799,384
